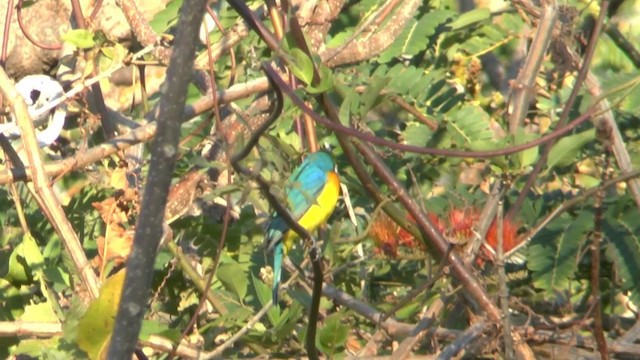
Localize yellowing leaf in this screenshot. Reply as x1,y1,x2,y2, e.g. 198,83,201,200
77,270,126,360
62,29,96,49
109,167,130,190
21,302,59,322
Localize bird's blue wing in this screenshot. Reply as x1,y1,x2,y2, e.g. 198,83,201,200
287,164,327,219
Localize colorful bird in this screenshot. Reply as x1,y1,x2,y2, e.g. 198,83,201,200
265,151,341,305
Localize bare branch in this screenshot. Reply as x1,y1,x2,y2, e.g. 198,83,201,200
107,0,207,357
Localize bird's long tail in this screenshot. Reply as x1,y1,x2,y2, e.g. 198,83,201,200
272,242,283,306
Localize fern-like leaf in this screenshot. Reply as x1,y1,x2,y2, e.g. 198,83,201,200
604,205,640,305
527,211,591,296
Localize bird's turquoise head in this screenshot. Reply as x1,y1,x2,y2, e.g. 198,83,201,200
305,151,335,171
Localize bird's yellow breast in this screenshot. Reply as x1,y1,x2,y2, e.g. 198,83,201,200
282,171,340,253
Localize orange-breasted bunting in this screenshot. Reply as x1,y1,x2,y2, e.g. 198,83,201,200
265,151,341,305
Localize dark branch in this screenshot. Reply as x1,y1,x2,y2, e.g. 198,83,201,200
107,0,207,358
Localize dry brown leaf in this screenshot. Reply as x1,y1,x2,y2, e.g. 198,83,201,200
95,224,135,269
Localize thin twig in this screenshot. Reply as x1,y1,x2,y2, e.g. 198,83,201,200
591,152,610,359
70,0,86,28
0,321,62,337
1,0,12,64
605,24,640,68
435,321,487,359
202,301,273,359
16,0,62,50
496,200,514,358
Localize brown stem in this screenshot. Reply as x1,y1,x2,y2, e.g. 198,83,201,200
89,0,103,22
17,0,62,50
591,152,610,359
115,0,171,64
1,0,12,64
320,0,420,67
70,0,86,28
507,2,558,133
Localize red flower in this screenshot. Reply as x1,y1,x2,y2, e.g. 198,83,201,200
369,205,523,266
370,212,399,257
447,208,479,242
479,217,521,264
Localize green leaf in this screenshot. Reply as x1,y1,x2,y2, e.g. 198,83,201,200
317,313,349,355
600,71,640,114
547,129,595,170
149,0,182,33
448,23,509,58
377,10,455,63
216,262,248,301
139,320,181,342
271,302,304,340
7,233,44,285
604,206,640,305
359,75,389,119
0,278,25,319
62,29,96,49
448,8,490,31
447,105,493,146
338,88,359,125
394,300,422,320
513,128,539,170
288,48,315,85
252,274,281,326
402,122,434,147
11,337,61,358
306,64,334,94
527,212,591,295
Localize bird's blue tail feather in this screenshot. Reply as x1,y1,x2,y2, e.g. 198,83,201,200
272,242,283,306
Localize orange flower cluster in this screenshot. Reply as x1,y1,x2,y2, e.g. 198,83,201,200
369,207,521,264
369,212,422,257
480,216,521,264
